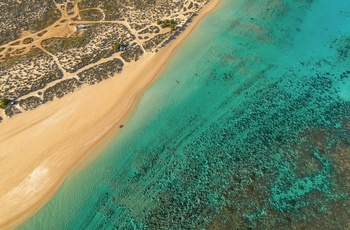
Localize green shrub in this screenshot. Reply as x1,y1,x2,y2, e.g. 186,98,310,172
113,43,122,51
170,23,175,32
159,19,175,30
0,98,9,109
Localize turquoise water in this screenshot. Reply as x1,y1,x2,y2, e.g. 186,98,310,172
20,0,350,229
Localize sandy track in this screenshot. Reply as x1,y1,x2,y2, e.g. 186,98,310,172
0,0,221,228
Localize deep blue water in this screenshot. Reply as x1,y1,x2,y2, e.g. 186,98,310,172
20,0,350,229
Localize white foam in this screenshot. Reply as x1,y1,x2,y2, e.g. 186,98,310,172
0,164,49,213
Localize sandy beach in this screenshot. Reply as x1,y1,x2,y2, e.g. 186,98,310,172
0,0,221,228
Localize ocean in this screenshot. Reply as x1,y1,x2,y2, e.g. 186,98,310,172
19,0,350,228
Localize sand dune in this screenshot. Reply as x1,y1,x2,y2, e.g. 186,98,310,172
0,0,221,228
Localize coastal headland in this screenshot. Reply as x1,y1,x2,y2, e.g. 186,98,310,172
0,0,221,228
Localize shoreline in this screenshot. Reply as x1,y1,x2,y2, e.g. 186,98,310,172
0,0,221,229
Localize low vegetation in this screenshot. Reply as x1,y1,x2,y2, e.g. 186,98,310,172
43,78,81,101
158,19,176,32
142,32,171,51
0,48,63,99
0,1,60,46
79,9,104,21
0,98,9,109
120,45,144,62
19,96,42,111
4,105,21,117
78,58,124,84
113,42,122,51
